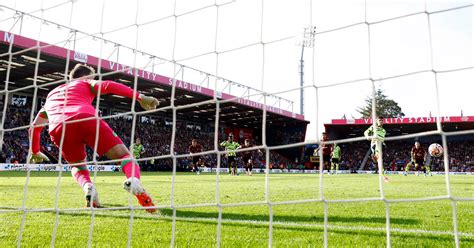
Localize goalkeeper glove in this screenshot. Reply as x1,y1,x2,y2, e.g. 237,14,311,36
138,94,159,110
28,151,50,164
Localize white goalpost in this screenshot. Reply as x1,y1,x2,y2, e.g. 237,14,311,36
0,0,473,247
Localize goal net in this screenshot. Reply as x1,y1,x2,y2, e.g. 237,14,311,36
0,0,472,247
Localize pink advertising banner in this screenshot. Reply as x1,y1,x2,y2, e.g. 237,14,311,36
330,116,473,125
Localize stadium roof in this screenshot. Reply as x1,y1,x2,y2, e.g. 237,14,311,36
325,116,474,138
0,30,308,129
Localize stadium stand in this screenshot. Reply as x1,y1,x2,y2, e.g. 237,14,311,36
1,103,299,171
0,31,307,171
3,104,473,173
320,117,474,172
1,31,472,173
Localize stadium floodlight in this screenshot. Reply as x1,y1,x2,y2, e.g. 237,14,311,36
296,26,316,115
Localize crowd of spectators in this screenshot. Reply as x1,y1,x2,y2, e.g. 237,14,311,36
336,140,474,172
1,106,31,164
268,127,305,146
2,105,472,172
0,106,297,171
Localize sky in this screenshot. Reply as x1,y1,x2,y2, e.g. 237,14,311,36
0,0,473,140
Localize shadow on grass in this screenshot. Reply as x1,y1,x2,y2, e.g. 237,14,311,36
50,207,419,226
162,209,419,225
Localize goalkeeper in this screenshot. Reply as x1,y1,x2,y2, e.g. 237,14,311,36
28,64,159,212
364,116,389,183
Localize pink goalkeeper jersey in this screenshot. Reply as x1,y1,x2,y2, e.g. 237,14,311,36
43,79,139,132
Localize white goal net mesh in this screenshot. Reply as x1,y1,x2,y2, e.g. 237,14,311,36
0,0,472,247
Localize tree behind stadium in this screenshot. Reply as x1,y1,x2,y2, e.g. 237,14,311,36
357,89,405,118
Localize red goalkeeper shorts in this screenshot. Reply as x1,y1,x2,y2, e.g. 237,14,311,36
49,113,123,163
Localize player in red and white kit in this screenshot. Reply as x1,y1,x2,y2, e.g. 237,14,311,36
404,141,427,177
241,139,255,176
28,64,159,212
189,139,204,174
314,132,332,174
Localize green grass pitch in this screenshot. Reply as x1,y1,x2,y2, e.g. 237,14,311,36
0,171,473,247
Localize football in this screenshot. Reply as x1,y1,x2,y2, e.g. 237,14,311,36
428,143,443,157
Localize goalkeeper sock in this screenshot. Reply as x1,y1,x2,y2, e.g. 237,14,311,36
71,165,92,188
120,155,141,179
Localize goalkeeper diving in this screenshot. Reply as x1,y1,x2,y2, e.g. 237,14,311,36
28,64,159,212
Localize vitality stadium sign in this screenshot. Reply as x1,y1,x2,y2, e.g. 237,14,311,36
331,116,473,125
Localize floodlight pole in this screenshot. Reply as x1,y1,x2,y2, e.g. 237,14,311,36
298,26,316,116
299,45,305,116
